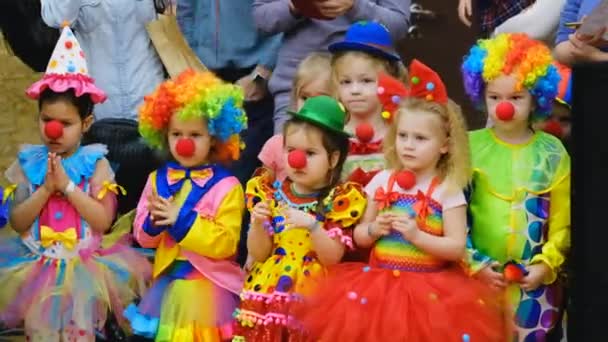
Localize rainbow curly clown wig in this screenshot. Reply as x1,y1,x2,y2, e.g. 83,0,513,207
461,33,560,118
138,69,247,162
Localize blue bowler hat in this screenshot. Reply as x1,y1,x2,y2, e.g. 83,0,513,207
329,21,400,61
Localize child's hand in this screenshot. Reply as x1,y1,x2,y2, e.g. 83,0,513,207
369,212,393,238
50,154,70,193
43,154,57,193
251,201,272,226
284,207,317,231
150,195,179,226
520,263,550,292
390,213,419,242
475,262,507,291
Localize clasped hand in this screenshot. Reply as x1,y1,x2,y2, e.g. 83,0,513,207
370,212,420,241
43,152,71,194
147,194,179,226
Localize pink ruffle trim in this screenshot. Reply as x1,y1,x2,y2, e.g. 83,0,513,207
240,290,302,304
234,308,296,327
326,227,354,249
26,73,107,104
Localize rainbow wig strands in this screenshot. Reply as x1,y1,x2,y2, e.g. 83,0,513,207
461,33,560,118
138,69,247,162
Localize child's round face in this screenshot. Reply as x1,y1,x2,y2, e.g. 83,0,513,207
394,110,448,175
167,115,212,168
485,74,534,129
335,55,383,120
295,76,331,112
284,124,337,192
39,101,92,157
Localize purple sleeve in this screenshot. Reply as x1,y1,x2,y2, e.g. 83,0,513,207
345,0,411,41
252,0,307,34
556,0,583,44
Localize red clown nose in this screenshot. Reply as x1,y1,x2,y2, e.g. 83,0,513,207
395,170,416,190
44,120,64,140
495,101,515,121
175,138,195,157
355,123,375,143
287,150,307,169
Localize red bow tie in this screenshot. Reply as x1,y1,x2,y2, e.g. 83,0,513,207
349,140,382,155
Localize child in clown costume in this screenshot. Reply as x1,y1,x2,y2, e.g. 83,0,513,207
123,69,247,341
232,96,367,341
296,61,504,342
0,25,151,341
462,33,571,341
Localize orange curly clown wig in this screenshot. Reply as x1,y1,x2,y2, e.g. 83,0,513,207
138,69,247,163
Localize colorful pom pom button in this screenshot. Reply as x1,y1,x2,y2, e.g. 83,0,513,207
392,270,400,277
377,86,385,95
462,333,470,342
411,76,420,85
426,82,435,91
428,292,438,301
347,291,358,300
65,41,73,49
381,111,391,119
391,95,401,104
54,212,63,220
425,94,433,101
360,297,367,304
362,266,371,272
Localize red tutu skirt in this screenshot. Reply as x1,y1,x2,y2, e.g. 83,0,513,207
297,262,506,342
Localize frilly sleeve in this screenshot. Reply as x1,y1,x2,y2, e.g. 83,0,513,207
245,167,277,212
324,181,367,249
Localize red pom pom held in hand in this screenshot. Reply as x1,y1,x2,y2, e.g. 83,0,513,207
395,170,416,190
542,120,564,138
44,120,64,140
288,149,307,169
503,262,528,282
355,123,375,143
175,138,195,157
495,101,515,121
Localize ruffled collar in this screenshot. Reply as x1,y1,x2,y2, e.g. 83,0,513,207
18,144,108,186
469,128,570,198
274,178,319,211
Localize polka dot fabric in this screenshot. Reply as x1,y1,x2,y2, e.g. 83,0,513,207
232,170,366,341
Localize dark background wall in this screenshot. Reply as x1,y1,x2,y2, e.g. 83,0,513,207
398,0,485,129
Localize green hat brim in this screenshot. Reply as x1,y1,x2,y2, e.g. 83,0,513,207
287,110,352,138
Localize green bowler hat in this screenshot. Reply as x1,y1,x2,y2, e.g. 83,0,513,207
288,95,351,137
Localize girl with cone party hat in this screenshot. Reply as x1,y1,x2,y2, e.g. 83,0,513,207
0,24,150,341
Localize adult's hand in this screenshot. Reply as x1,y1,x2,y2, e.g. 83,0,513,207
458,0,473,27
236,75,267,102
315,0,354,19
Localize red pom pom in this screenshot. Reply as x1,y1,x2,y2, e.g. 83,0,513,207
175,138,195,157
355,123,375,143
65,41,73,49
44,120,64,140
395,170,416,190
287,149,307,169
495,101,515,121
503,263,526,282
542,120,564,138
